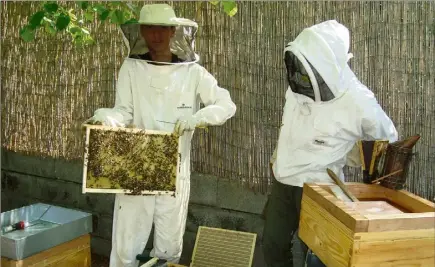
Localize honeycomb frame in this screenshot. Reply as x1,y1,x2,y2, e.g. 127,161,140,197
82,124,181,195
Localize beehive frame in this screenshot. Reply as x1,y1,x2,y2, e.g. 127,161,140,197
82,124,181,195
190,226,257,267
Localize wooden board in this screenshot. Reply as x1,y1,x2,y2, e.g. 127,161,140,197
299,183,435,267
82,124,181,195
343,201,404,216
1,234,91,267
302,184,369,232
299,194,353,267
351,229,435,267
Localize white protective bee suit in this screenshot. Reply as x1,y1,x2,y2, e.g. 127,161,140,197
272,20,398,186
87,4,236,267
263,20,398,267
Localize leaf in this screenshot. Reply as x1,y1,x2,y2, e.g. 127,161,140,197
83,35,95,45
110,9,125,24
43,2,58,13
45,24,57,35
69,26,82,34
78,1,89,10
68,9,78,21
81,27,90,35
93,4,106,14
124,18,138,25
209,1,220,6
222,1,237,17
55,14,71,31
99,9,110,21
84,11,94,22
93,4,110,20
42,18,57,35
29,11,45,29
20,25,36,42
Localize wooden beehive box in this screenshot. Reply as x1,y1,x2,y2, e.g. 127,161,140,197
82,125,181,195
1,234,91,267
299,183,435,267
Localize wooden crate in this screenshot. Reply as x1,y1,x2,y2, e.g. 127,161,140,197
82,124,181,195
299,183,435,267
1,234,91,267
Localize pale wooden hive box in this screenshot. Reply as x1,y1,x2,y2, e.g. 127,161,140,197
299,183,435,267
1,234,91,267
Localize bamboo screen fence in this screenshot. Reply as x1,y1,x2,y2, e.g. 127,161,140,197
1,1,434,200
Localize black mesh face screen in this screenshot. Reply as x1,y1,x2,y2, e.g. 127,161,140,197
284,50,335,101
285,51,315,100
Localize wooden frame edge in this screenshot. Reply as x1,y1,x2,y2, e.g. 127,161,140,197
303,183,369,232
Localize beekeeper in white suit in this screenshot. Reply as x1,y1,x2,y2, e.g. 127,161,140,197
85,4,236,267
262,20,398,267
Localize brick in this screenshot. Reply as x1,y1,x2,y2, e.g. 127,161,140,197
54,158,83,183
1,171,36,197
186,204,264,241
189,173,218,206
91,236,112,257
217,178,267,214
94,214,113,240
32,177,83,209
77,193,115,216
0,193,41,213
1,150,56,178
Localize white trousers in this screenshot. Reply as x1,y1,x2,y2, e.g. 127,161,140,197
109,178,190,267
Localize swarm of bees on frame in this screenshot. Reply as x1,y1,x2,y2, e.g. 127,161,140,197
86,127,179,195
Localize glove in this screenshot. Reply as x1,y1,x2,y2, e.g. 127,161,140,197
173,116,207,136
83,108,126,128
346,142,362,167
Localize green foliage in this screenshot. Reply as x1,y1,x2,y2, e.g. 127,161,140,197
209,0,238,17
20,1,238,47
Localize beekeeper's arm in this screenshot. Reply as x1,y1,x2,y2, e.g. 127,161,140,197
85,61,133,127
174,68,236,135
361,97,398,142
346,95,398,167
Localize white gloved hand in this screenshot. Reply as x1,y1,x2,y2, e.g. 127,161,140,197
346,142,362,167
174,116,207,136
83,108,126,128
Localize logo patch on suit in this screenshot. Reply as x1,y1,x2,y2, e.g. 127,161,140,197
177,103,192,109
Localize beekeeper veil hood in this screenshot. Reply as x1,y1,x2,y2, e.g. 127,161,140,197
284,20,354,102
120,3,199,63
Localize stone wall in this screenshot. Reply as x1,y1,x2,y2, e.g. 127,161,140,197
2,149,288,266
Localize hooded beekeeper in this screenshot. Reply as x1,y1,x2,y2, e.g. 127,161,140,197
85,4,236,266
262,20,398,267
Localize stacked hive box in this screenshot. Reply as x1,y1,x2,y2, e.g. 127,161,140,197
299,183,435,267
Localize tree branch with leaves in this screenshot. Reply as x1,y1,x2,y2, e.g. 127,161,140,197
20,1,238,46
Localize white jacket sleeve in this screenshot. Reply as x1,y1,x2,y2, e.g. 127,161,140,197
112,60,134,125
361,97,398,143
90,60,134,127
193,68,236,126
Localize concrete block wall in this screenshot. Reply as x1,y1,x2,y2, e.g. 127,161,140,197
1,149,306,266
